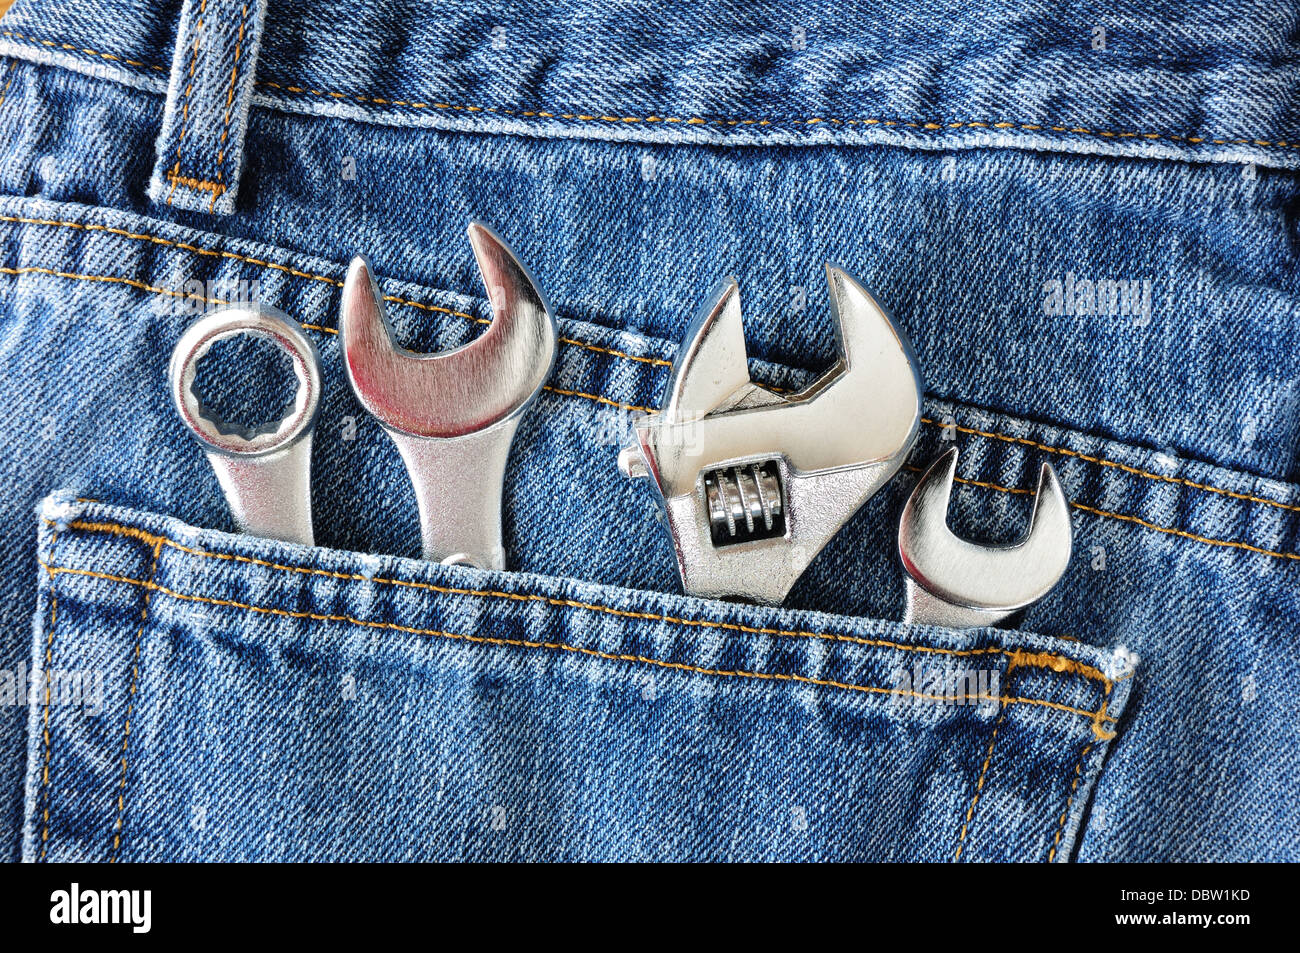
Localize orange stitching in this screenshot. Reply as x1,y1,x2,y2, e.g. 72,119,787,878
165,171,227,195
0,30,169,72
40,561,1115,725
953,703,1007,861
109,538,163,862
1007,648,1103,682
1070,501,1300,562
1047,741,1095,862
0,213,671,368
0,263,660,415
3,27,1299,152
922,417,1300,515
49,517,1115,687
36,526,61,862
542,384,653,413
165,0,209,207
211,3,250,213
903,463,1300,562
1046,677,1114,861
0,264,231,306
0,59,17,110
13,213,1287,508
2,228,1296,559
253,79,1300,151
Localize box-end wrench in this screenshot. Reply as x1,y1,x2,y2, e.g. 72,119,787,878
898,447,1072,627
169,307,321,546
340,223,556,569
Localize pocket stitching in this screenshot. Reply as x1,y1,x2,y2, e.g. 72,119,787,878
47,562,1115,725
107,537,163,863
46,516,1114,684
1046,741,1095,862
5,209,1300,517
35,526,61,863
952,703,1009,862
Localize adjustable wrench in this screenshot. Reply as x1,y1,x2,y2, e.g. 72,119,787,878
340,223,556,569
898,447,1073,627
619,266,923,604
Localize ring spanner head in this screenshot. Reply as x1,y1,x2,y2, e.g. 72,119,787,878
341,222,556,569
169,307,321,546
620,266,923,604
898,448,1072,627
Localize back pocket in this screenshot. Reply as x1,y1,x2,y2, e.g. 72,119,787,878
26,498,1135,862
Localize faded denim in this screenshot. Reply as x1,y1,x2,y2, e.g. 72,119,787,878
0,0,1297,861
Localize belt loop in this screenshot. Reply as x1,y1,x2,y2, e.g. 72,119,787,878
147,0,269,215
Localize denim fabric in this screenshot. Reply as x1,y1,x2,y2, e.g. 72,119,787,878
28,499,1131,862
0,0,1297,862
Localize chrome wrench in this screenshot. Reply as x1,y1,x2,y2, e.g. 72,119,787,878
169,307,321,545
619,265,923,604
898,447,1073,627
340,223,556,569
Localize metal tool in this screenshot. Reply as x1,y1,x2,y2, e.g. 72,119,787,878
340,223,556,569
619,266,923,604
170,307,321,545
898,447,1072,627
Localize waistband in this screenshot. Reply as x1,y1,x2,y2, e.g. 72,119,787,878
2,0,1300,176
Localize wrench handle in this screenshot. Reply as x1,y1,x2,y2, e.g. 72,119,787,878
386,422,518,570
204,438,315,547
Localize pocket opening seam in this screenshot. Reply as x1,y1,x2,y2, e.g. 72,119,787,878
45,516,1115,687
8,28,1300,155
4,210,1300,513
42,560,1117,727
952,704,1009,862
4,208,1300,515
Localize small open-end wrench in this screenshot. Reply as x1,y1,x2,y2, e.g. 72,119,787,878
619,265,923,604
340,223,556,569
169,307,322,545
898,447,1072,627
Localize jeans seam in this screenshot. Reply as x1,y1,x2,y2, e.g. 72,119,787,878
41,558,1117,728
1046,734,1100,863
108,537,164,863
44,515,1116,685
952,702,1008,862
0,29,169,73
4,29,1298,152
0,211,1294,515
35,526,61,862
210,2,251,214
3,225,1297,558
920,416,1300,514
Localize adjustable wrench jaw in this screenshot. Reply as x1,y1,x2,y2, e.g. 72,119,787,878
341,223,557,569
621,266,923,604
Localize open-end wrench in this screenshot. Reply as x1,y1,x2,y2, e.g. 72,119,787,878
170,307,321,546
340,223,556,569
619,265,923,604
898,447,1072,627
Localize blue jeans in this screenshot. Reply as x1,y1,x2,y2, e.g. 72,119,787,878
0,0,1296,861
